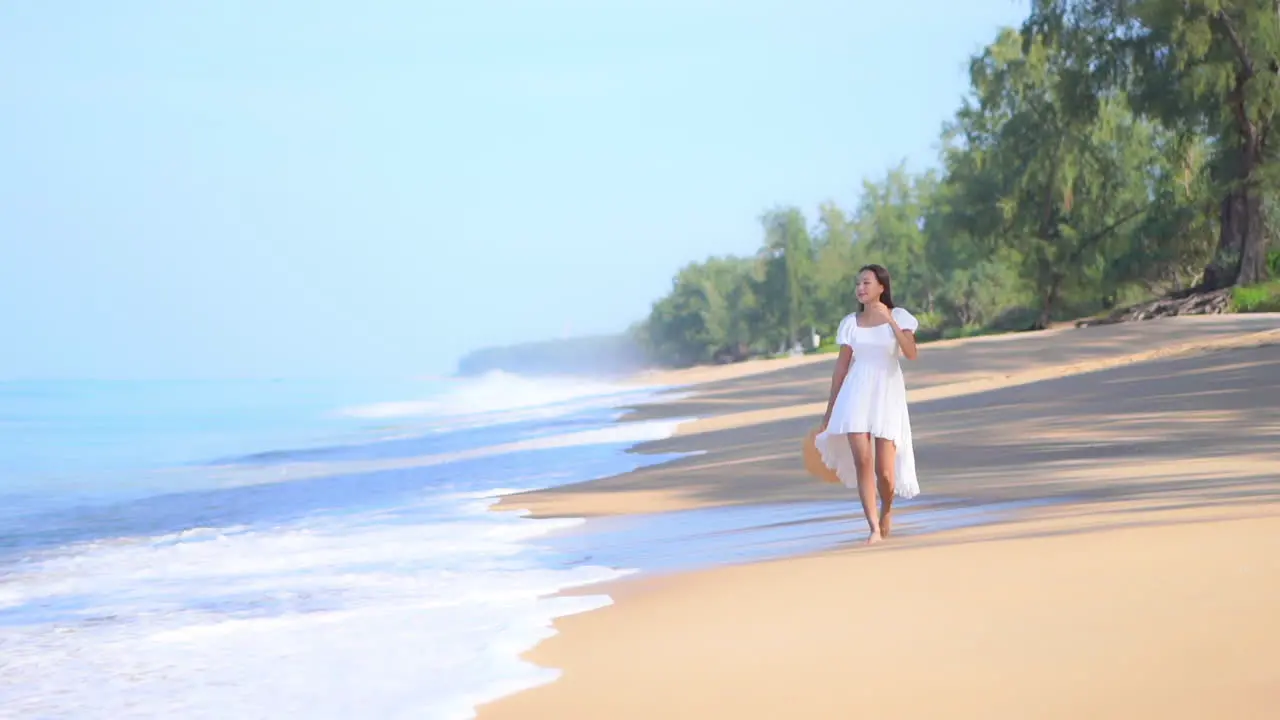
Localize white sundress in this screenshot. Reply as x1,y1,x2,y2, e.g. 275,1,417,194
815,307,921,499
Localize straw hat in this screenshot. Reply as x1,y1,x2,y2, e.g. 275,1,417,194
802,426,842,484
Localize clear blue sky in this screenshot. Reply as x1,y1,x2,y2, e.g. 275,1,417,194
0,0,1027,380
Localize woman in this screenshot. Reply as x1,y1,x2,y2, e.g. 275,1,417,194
815,264,920,545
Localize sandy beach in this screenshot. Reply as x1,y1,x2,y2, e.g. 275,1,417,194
480,315,1280,719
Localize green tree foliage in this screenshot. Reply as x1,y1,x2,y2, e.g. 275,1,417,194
756,207,817,351
644,256,761,367
1027,0,1276,288
638,5,1273,367
946,29,1172,327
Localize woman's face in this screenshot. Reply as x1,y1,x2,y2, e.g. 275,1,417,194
855,270,883,305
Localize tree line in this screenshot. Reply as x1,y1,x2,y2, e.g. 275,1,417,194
637,0,1280,368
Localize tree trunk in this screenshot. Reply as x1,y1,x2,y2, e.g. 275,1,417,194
1036,299,1053,330
1035,276,1061,330
1204,75,1271,289
1204,183,1268,289
1238,198,1270,285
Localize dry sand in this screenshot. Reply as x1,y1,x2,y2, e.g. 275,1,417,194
484,505,1280,719
479,315,1280,719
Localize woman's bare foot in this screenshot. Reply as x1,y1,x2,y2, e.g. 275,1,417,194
879,508,893,538
865,529,882,546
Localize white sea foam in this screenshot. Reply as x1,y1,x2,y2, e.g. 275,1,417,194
343,371,629,417
340,371,680,433
0,496,632,719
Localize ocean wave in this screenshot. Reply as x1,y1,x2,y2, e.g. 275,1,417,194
205,416,693,489
340,370,654,421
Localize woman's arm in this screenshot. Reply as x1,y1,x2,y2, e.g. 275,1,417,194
821,346,853,430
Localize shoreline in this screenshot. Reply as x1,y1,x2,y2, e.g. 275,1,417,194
477,314,1280,719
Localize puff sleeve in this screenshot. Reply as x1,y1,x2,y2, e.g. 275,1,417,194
892,307,919,332
835,314,856,347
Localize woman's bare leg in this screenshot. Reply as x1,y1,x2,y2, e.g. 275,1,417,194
875,437,897,537
847,432,880,544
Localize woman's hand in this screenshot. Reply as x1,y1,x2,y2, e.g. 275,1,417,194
862,301,892,325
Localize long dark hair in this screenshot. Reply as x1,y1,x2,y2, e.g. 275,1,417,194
858,264,895,309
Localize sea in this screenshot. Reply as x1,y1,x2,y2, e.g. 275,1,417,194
0,371,1041,718
0,373,691,719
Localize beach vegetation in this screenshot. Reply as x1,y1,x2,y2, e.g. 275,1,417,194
638,0,1275,367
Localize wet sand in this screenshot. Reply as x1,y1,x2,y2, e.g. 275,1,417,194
479,315,1280,719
